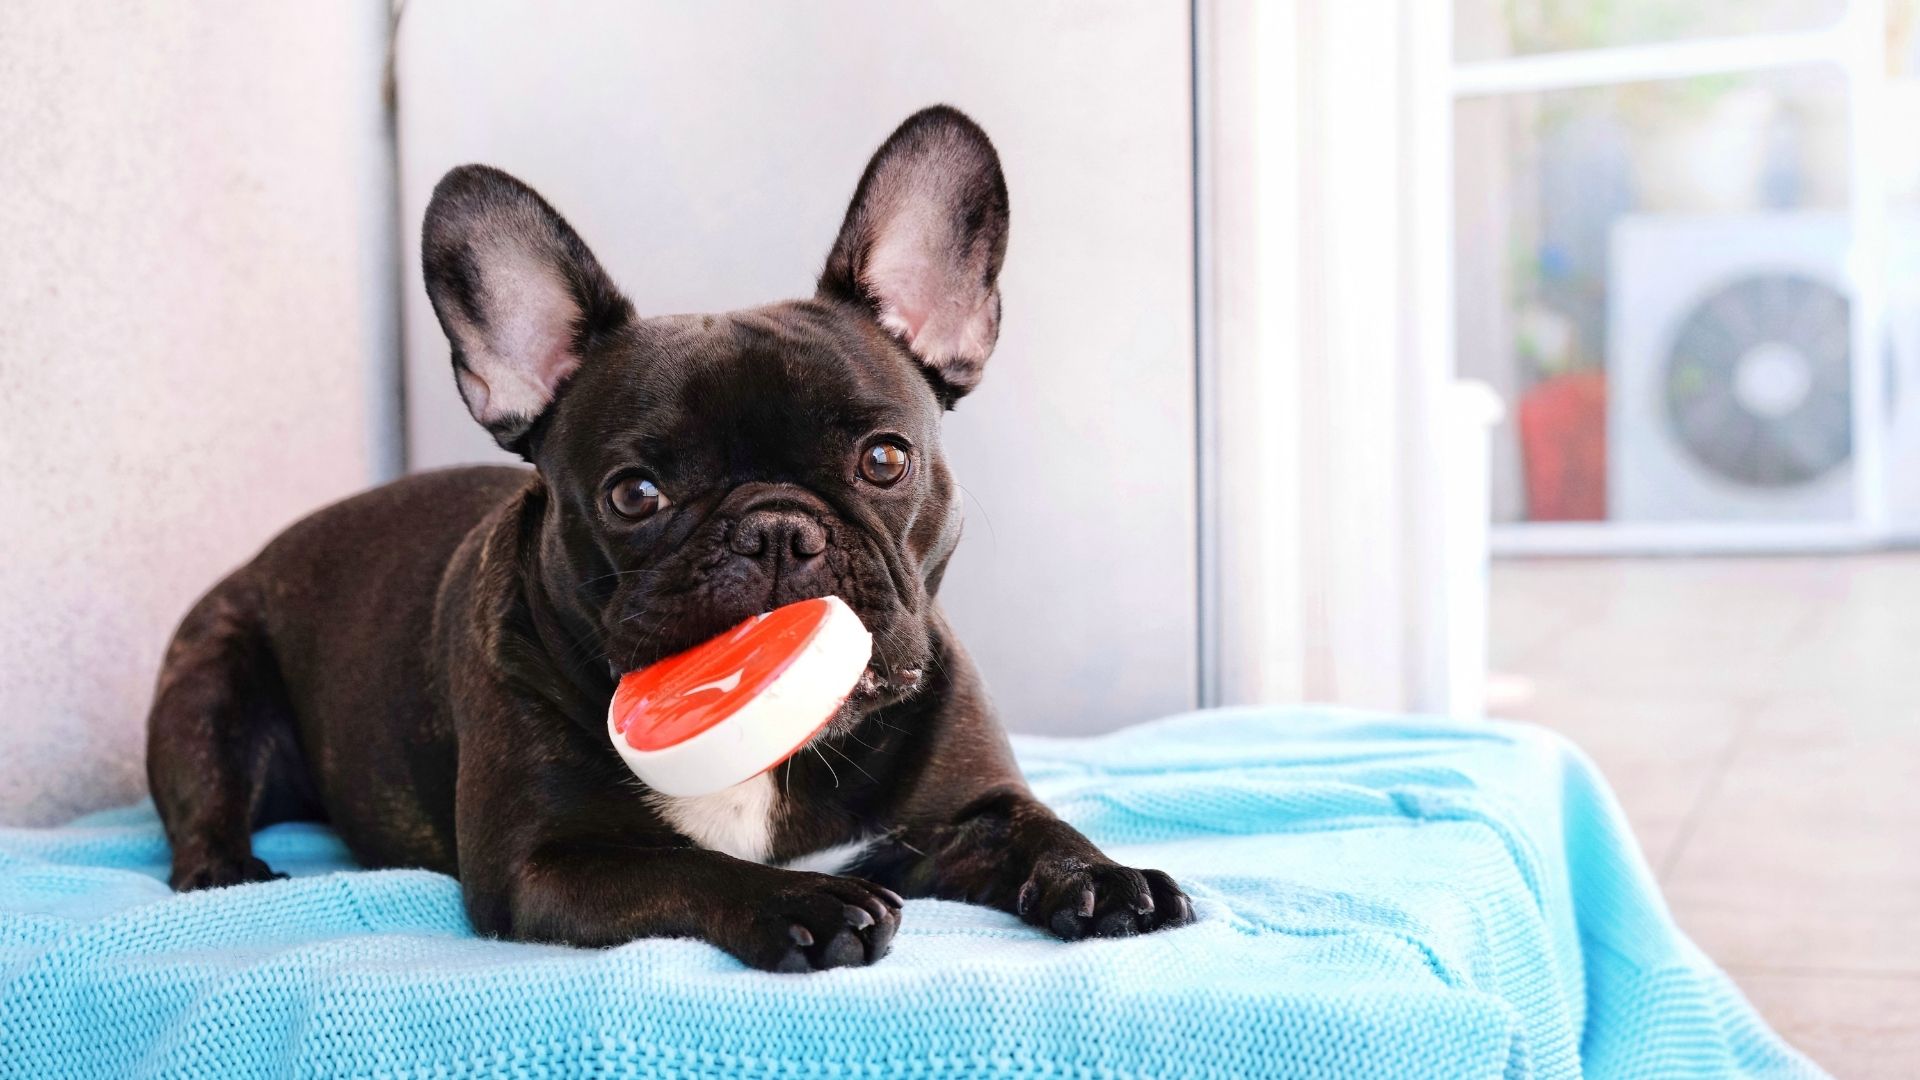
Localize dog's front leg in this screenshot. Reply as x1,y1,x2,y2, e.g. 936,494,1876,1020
466,841,901,971
854,788,1193,940
450,688,900,972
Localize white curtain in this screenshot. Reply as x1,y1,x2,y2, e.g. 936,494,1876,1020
1197,0,1463,715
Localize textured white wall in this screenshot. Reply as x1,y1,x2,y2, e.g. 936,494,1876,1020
0,3,399,824
396,1,1198,735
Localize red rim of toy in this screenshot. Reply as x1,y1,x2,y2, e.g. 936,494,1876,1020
609,598,840,751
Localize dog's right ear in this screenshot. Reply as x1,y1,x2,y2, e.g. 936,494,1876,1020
421,165,633,455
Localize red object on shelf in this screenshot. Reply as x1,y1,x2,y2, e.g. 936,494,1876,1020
1517,370,1608,522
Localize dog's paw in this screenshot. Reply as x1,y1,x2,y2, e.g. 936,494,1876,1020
1015,857,1194,941
738,873,904,973
170,855,287,892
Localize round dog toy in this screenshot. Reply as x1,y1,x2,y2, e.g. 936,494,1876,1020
607,595,872,797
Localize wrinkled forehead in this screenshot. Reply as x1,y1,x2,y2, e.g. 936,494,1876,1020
553,302,939,471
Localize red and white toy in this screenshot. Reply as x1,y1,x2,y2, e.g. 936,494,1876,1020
606,596,872,797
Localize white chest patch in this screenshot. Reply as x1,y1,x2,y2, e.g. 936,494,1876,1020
778,836,875,876
647,773,779,863
645,772,876,873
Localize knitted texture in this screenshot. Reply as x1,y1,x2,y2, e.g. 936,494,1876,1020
0,708,1824,1078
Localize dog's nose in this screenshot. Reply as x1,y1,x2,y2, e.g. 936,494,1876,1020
729,508,828,562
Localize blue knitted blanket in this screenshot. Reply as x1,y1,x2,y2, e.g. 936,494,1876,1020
0,708,1822,1078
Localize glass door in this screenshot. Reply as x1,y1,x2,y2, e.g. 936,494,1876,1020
1452,1,1918,554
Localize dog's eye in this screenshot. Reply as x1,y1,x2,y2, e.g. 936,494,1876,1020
608,475,668,519
858,438,912,487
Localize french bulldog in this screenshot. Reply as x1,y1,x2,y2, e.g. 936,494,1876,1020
147,106,1192,971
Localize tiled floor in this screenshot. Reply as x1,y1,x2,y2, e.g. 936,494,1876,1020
1489,554,1920,1079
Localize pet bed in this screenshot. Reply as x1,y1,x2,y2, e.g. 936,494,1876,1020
0,708,1823,1078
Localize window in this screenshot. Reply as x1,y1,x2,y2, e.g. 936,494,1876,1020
1452,1,1920,552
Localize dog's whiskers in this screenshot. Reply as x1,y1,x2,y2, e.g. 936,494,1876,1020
576,565,673,590
820,738,878,785
810,744,840,788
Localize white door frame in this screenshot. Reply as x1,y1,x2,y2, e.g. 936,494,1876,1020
1194,0,1462,714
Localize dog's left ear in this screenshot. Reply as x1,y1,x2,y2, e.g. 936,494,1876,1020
818,106,1009,401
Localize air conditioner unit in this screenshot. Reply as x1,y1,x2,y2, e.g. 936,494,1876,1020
1608,212,1920,536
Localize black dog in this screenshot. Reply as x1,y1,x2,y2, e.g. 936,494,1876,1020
147,106,1191,972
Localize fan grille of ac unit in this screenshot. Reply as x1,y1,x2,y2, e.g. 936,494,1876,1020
1662,274,1852,488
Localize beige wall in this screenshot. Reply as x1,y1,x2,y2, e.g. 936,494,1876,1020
0,3,399,824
